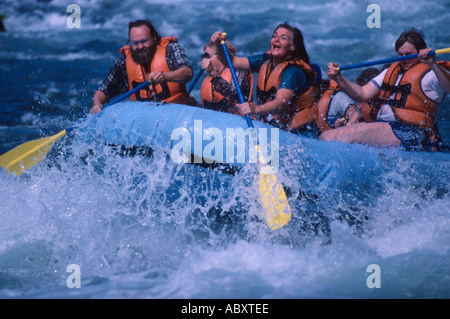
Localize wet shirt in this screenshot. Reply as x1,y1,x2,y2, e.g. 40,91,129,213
98,42,192,100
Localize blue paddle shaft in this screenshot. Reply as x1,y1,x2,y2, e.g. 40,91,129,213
104,80,151,108
66,80,153,134
340,50,437,71
187,69,204,94
221,40,254,128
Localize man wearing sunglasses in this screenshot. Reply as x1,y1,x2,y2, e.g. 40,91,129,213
91,19,197,114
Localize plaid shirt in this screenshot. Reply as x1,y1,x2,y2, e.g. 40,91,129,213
98,42,192,100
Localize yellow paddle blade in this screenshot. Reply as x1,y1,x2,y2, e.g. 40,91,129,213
0,129,67,176
259,171,292,230
256,145,292,230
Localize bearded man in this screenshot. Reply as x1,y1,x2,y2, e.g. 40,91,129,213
91,19,197,114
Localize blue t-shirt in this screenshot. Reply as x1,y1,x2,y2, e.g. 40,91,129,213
247,53,310,96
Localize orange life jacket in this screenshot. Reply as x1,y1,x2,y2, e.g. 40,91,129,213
119,36,197,106
200,68,254,115
372,61,450,131
313,80,375,132
358,101,377,122
257,59,317,129
314,80,339,132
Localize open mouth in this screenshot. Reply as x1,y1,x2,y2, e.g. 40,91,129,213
272,44,281,53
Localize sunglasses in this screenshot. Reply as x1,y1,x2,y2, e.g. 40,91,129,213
202,52,214,59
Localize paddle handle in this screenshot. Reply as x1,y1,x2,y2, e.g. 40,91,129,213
220,33,254,128
339,47,450,71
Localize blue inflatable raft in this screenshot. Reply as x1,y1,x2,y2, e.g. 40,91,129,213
75,101,450,226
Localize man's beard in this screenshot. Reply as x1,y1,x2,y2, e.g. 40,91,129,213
131,44,156,66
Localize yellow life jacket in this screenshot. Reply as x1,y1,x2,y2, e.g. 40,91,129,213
119,36,197,106
257,59,317,129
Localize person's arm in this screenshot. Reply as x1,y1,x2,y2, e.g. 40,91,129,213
327,62,379,101
90,90,108,114
419,48,450,93
239,65,306,116
149,66,193,84
149,42,194,84
90,58,128,114
334,104,363,127
240,88,293,116
229,56,251,72
210,31,251,71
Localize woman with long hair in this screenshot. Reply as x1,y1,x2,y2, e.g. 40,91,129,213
210,23,319,131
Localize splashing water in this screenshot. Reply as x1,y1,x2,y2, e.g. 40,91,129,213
1,0,449,299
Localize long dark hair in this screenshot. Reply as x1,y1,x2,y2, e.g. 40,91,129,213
128,19,162,44
274,22,310,64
